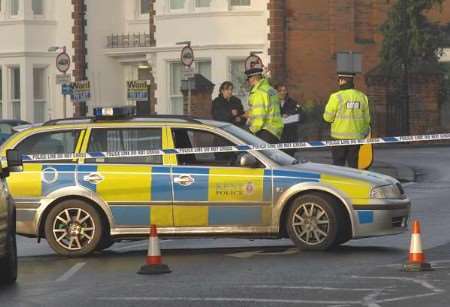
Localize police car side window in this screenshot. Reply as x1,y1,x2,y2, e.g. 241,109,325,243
14,130,81,163
86,128,162,165
172,128,240,167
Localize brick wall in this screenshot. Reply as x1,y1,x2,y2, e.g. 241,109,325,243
267,0,450,135
72,0,87,116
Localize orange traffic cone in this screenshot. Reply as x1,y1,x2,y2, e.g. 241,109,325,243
137,224,171,275
402,220,432,272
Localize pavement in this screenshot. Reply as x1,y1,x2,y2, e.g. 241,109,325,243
296,148,416,182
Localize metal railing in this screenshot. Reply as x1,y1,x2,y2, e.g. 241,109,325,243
106,33,152,48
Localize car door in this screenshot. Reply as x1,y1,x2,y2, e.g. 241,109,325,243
78,126,173,228
168,127,272,229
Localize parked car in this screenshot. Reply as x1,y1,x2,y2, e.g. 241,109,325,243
0,120,30,145
0,108,410,257
0,149,23,285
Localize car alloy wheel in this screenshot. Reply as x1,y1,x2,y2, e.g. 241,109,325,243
52,208,95,251
291,202,330,246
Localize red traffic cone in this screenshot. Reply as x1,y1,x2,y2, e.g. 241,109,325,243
402,220,432,272
138,224,171,275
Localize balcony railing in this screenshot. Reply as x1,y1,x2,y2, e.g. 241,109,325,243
106,33,152,48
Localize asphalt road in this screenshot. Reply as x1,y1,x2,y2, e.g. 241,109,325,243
1,146,450,307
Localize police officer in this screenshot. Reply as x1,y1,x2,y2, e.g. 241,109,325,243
245,67,284,144
323,73,370,168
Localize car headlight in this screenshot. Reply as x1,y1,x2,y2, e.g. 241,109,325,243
370,184,402,199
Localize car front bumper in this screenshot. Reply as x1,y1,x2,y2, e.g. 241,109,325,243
352,198,411,238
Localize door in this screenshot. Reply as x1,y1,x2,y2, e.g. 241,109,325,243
7,129,84,234
169,127,272,228
79,127,173,228
8,129,84,199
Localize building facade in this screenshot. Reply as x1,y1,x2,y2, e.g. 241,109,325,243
0,0,271,122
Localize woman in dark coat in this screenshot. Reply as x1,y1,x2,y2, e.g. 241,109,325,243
211,81,245,127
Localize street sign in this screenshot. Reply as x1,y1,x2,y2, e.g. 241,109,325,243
61,83,73,96
183,66,195,79
245,54,264,71
337,52,362,73
56,74,71,84
180,45,194,67
71,80,91,102
127,80,148,101
56,52,71,73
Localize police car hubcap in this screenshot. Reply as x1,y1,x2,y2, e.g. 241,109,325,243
53,208,96,251
292,203,330,245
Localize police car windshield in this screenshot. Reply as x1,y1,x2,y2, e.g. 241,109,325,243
222,124,298,166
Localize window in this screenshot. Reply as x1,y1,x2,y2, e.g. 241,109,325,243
140,0,150,15
170,0,185,10
86,128,163,164
33,67,47,123
15,130,81,162
230,59,249,108
32,0,43,15
10,0,19,16
230,0,250,6
196,61,211,80
172,128,241,167
195,0,211,8
169,62,183,115
10,67,20,120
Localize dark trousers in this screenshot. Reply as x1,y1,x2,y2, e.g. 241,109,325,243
256,130,279,144
331,145,360,168
281,124,299,157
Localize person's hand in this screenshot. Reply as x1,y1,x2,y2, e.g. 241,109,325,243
235,116,242,123
231,109,238,116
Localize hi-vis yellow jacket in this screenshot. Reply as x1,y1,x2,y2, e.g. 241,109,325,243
248,78,284,139
323,88,371,140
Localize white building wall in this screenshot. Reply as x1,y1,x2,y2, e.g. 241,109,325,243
151,0,270,114
0,0,73,122
85,0,127,110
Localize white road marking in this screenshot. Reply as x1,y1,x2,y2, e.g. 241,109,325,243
352,275,445,304
247,285,380,292
227,248,297,259
55,262,86,282
114,240,173,251
97,296,361,305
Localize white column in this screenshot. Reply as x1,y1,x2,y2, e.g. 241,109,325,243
20,60,33,121
21,0,31,19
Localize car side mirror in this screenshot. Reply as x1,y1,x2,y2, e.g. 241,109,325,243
6,149,23,173
239,153,258,168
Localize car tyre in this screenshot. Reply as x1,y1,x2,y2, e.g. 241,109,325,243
286,193,343,251
0,226,18,285
45,200,103,257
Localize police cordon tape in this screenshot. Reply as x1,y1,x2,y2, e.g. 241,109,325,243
7,132,450,162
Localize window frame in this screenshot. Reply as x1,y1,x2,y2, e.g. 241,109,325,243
8,0,19,17
31,0,45,17
194,0,211,10
85,127,164,165
13,129,84,163
170,126,264,168
229,0,251,10
9,66,20,120
137,0,151,17
33,66,48,123
168,0,187,12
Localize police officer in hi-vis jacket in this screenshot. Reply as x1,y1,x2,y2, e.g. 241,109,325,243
323,73,371,168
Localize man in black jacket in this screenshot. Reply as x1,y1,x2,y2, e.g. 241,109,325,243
276,84,304,156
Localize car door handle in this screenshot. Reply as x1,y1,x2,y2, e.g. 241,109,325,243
83,172,104,185
173,175,194,187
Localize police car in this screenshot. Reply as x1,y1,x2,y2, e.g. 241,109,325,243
1,107,410,256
